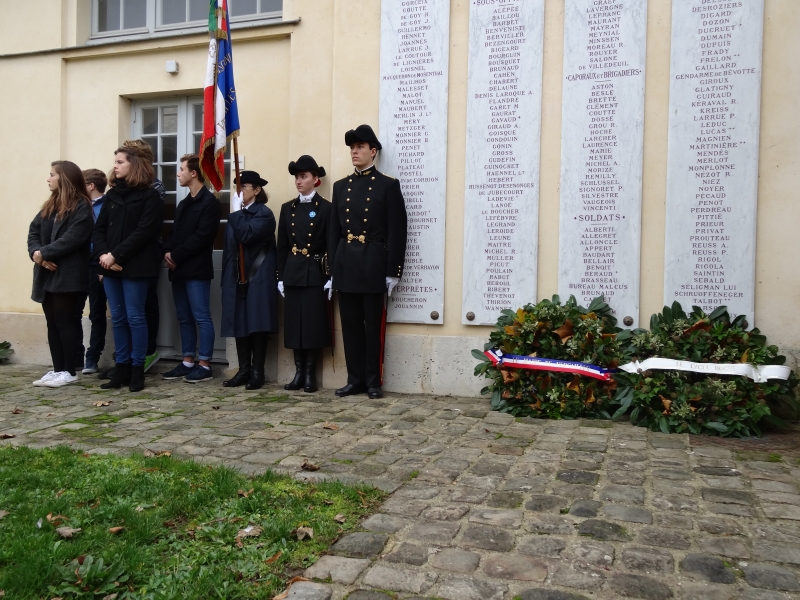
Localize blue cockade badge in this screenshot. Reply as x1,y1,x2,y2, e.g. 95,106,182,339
309,211,316,218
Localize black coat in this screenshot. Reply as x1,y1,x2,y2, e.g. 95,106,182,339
162,186,221,281
220,203,279,337
277,194,331,287
27,202,93,303
328,167,407,293
93,183,163,279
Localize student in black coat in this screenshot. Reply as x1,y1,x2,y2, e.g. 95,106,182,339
276,155,332,393
161,154,221,384
93,144,164,392
28,161,94,388
328,125,407,398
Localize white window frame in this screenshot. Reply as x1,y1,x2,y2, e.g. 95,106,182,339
90,0,283,43
131,97,198,207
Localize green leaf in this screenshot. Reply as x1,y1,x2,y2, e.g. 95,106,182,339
704,421,728,433
659,416,670,434
708,305,728,321
472,349,490,362
630,406,641,424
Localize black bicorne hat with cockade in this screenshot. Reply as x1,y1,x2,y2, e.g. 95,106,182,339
288,155,326,178
234,170,268,187
344,124,382,150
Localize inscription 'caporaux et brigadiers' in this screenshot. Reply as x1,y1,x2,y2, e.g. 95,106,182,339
558,0,648,327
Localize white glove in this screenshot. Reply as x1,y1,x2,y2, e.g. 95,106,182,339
277,281,285,297
231,191,244,212
386,277,400,297
324,279,333,300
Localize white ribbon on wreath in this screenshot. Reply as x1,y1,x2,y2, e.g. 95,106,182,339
619,358,791,383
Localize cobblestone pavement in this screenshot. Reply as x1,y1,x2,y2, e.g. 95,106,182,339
3,364,800,600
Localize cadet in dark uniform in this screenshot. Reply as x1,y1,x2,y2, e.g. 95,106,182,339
220,171,278,390
328,125,407,399
276,155,332,393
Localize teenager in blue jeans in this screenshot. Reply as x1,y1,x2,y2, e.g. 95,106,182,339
161,154,220,383
93,144,164,392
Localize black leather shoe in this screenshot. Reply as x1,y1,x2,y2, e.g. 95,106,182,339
367,387,383,399
223,368,251,387
335,383,367,397
245,368,266,390
284,349,305,390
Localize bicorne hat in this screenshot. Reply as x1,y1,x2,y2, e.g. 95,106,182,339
288,155,326,178
234,170,268,187
344,124,382,150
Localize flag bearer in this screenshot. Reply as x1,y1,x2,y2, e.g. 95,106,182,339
328,125,407,399
276,155,332,393
220,171,278,390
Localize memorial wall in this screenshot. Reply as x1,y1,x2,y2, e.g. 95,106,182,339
2,1,797,396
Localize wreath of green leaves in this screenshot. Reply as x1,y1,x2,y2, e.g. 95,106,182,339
473,297,799,437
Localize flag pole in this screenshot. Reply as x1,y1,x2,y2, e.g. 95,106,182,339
234,138,247,286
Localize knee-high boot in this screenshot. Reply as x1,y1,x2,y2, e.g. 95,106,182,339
223,337,252,387
246,332,268,390
303,349,318,393
284,349,305,390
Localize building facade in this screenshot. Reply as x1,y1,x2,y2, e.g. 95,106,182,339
1,0,798,396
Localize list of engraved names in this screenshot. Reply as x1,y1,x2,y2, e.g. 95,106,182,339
462,0,545,325
558,0,648,326
379,0,450,324
664,0,763,319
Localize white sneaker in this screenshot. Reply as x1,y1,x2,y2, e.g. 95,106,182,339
33,371,57,386
43,372,79,388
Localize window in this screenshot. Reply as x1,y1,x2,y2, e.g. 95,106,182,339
160,0,207,26
132,97,232,249
96,0,147,33
92,0,282,39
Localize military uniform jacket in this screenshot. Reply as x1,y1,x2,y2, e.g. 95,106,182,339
328,167,407,294
276,194,331,287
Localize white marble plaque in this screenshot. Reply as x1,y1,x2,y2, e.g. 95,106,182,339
461,0,545,326
663,0,763,321
379,0,450,324
558,0,648,326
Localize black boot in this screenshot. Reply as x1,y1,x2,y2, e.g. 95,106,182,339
129,365,145,393
101,363,130,390
246,332,268,390
224,337,252,387
284,349,305,390
303,350,318,393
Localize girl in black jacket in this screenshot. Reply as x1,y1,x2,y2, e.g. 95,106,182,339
28,161,94,387
93,144,164,392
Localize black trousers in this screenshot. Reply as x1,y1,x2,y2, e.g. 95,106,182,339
338,291,384,389
79,268,107,364
43,292,84,375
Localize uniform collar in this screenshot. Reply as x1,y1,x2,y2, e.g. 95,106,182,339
354,164,376,177
298,190,316,203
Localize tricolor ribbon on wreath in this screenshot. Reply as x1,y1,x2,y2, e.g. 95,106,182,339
484,348,792,384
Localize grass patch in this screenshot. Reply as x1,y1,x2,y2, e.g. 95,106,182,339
768,453,783,463
0,445,385,599
407,470,419,481
331,458,353,464
72,414,122,426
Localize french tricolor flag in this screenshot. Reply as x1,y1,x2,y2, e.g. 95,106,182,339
199,0,240,191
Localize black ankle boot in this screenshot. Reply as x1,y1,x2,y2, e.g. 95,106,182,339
284,349,305,390
101,363,130,390
303,350,318,393
129,365,145,392
246,332,268,390
224,337,252,387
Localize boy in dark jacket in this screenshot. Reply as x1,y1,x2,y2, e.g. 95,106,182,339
161,154,221,383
